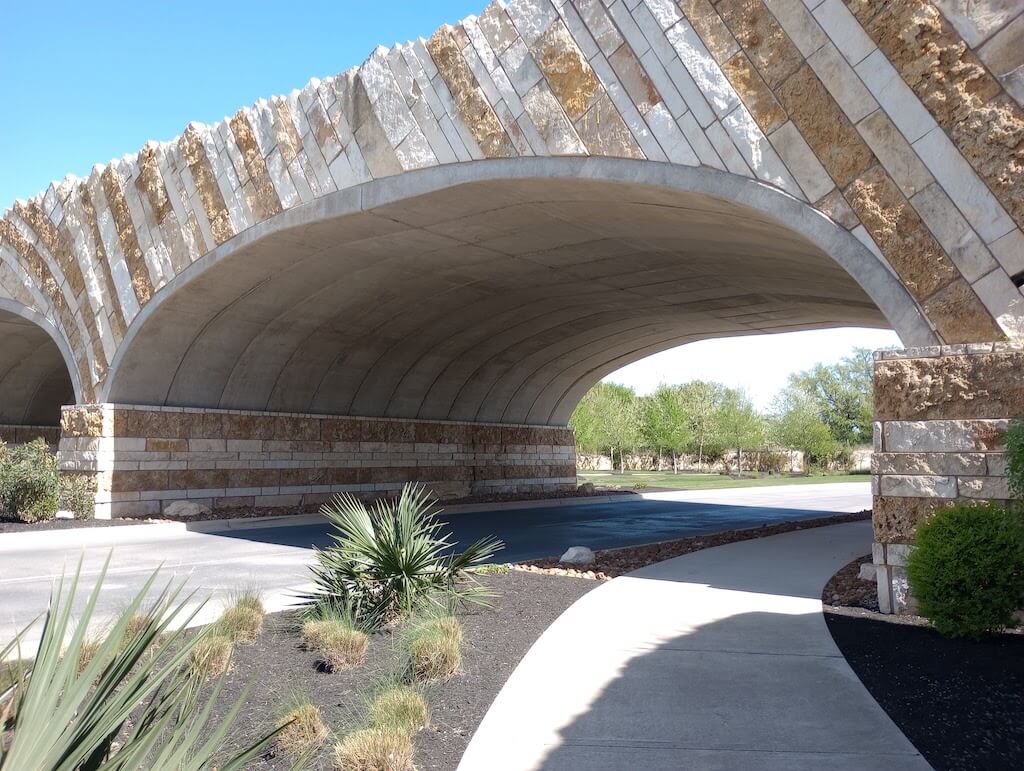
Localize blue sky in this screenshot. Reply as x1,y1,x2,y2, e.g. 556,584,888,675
1,1,900,404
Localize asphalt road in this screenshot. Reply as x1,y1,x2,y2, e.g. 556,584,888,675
0,483,869,646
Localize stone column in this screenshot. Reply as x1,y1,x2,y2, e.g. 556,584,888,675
871,343,1021,613
58,404,577,519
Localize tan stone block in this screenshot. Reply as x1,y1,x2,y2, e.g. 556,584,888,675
178,125,235,247
721,51,787,134
168,469,229,490
776,64,875,186
875,351,1024,420
228,468,280,488
146,438,188,453
608,44,662,115
872,451,987,476
921,279,1004,345
229,110,283,221
843,164,959,302
716,0,803,89
677,0,739,63
61,406,105,438
530,20,600,121
427,27,515,158
872,494,952,543
322,418,360,442
958,475,1012,499
100,166,155,306
223,413,275,440
110,469,170,493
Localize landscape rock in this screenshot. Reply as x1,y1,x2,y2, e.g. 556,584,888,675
858,563,877,581
164,500,211,518
559,546,595,565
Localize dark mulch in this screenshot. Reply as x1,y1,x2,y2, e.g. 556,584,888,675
0,516,156,533
824,560,1024,770
204,570,595,770
519,510,872,579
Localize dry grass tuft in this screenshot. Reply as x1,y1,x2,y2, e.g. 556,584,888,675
277,700,330,756
333,726,413,771
216,605,264,645
189,633,233,680
302,612,368,672
76,637,103,675
367,685,428,734
404,615,462,682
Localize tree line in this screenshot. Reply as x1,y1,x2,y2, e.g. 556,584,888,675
570,348,875,473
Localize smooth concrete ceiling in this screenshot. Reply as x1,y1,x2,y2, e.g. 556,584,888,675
107,174,890,425
0,310,75,425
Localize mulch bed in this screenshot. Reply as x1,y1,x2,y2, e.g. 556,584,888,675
201,570,595,770
515,510,872,580
823,557,1024,770
0,516,155,533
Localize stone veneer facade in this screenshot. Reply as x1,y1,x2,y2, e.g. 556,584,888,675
58,404,576,518
871,342,1022,613
1,1,1023,409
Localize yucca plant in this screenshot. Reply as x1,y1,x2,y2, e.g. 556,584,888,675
305,484,504,627
0,555,284,770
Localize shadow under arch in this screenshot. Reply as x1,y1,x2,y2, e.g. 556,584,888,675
0,298,80,425
102,157,937,424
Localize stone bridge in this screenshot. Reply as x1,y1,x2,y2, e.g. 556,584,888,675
2,0,1022,611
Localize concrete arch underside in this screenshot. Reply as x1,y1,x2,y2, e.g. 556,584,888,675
105,158,931,426
0,302,77,426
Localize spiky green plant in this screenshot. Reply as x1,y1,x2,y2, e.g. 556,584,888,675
0,555,283,770
305,484,504,627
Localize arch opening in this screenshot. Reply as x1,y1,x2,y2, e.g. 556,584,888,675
0,305,76,428
105,159,935,426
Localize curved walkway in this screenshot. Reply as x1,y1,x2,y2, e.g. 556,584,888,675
459,520,930,770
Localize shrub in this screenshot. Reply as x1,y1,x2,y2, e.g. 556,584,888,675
189,632,234,680
1006,419,1024,502
0,558,281,769
402,614,462,682
277,696,330,756
302,607,369,672
907,502,1024,638
307,483,504,627
333,726,413,771
0,439,59,522
59,472,96,520
367,685,429,734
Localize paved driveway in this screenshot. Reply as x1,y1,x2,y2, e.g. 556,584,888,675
0,483,868,645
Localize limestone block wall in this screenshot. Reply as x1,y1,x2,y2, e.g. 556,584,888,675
0,425,61,447
2,0,1023,415
58,405,576,518
871,342,1021,612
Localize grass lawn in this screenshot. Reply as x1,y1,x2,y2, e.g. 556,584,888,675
578,470,870,491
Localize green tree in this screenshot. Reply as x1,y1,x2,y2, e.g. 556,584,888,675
786,348,874,446
640,384,693,473
770,390,838,469
717,389,765,475
569,381,641,470
678,380,724,472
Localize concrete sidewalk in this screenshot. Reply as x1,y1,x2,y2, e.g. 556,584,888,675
459,520,929,770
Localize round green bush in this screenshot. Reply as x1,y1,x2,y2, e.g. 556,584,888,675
907,503,1024,638
0,439,60,523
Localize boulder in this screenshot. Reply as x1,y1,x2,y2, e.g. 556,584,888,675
164,500,211,519
578,482,595,495
560,546,595,565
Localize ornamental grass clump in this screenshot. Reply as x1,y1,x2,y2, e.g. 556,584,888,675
189,632,235,681
306,483,504,628
907,502,1024,638
302,606,369,672
276,694,330,756
333,725,413,771
402,613,463,682
366,684,429,734
215,591,265,644
0,556,281,769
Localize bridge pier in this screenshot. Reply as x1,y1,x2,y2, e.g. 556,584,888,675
871,342,1021,613
58,404,576,519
